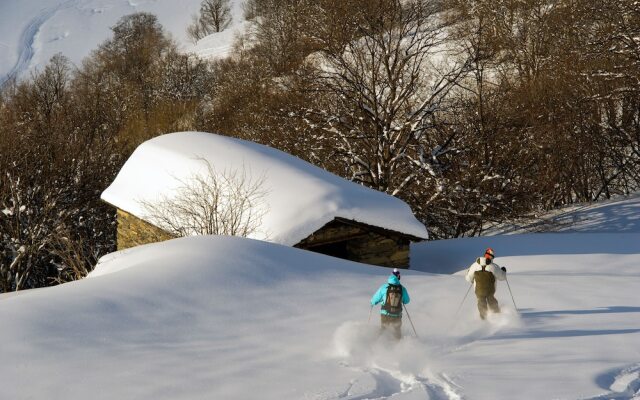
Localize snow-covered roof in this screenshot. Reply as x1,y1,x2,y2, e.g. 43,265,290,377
101,131,428,245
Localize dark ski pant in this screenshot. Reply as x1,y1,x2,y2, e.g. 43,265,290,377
380,314,402,339
476,293,500,319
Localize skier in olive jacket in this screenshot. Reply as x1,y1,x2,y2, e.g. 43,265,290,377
465,248,507,320
371,268,410,339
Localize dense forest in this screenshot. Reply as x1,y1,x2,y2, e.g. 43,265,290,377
1,0,639,291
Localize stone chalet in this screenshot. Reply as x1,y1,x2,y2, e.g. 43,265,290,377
101,132,428,268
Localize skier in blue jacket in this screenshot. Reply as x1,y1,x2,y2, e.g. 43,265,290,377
371,268,410,339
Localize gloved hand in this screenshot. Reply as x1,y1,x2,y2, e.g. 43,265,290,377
501,266,507,272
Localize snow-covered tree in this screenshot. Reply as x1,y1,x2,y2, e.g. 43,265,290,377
302,0,468,197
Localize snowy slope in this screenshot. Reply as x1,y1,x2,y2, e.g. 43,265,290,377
101,131,428,245
1,196,639,399
483,192,640,235
0,0,245,84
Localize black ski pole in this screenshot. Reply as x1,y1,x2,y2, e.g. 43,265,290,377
403,304,419,338
495,262,518,311
505,276,518,311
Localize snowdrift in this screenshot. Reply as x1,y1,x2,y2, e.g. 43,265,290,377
0,236,418,399
1,232,639,399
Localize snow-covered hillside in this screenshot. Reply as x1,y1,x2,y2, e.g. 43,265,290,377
483,192,640,236
1,195,639,399
0,0,245,84
410,193,640,273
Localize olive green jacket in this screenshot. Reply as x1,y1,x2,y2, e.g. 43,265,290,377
465,257,506,296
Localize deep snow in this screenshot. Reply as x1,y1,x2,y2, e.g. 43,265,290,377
3,3,638,397
1,196,639,399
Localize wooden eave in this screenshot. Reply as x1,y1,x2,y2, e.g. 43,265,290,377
295,217,426,248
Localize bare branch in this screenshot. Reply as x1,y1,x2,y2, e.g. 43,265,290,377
142,160,270,238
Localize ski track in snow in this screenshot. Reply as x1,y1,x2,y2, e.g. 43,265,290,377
328,315,523,400
584,363,640,400
335,363,461,400
330,322,466,400
0,0,77,85
345,367,405,399
437,319,640,400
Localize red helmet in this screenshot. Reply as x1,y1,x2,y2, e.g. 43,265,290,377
484,247,495,259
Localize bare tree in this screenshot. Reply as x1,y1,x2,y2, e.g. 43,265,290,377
48,228,97,284
142,161,269,238
188,0,233,41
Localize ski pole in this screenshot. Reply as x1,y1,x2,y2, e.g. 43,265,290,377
505,276,518,311
495,262,518,311
447,282,473,331
368,305,373,323
454,282,473,319
403,304,419,338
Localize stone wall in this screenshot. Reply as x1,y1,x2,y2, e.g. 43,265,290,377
116,209,174,250
115,211,415,267
296,219,412,268
346,233,410,268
